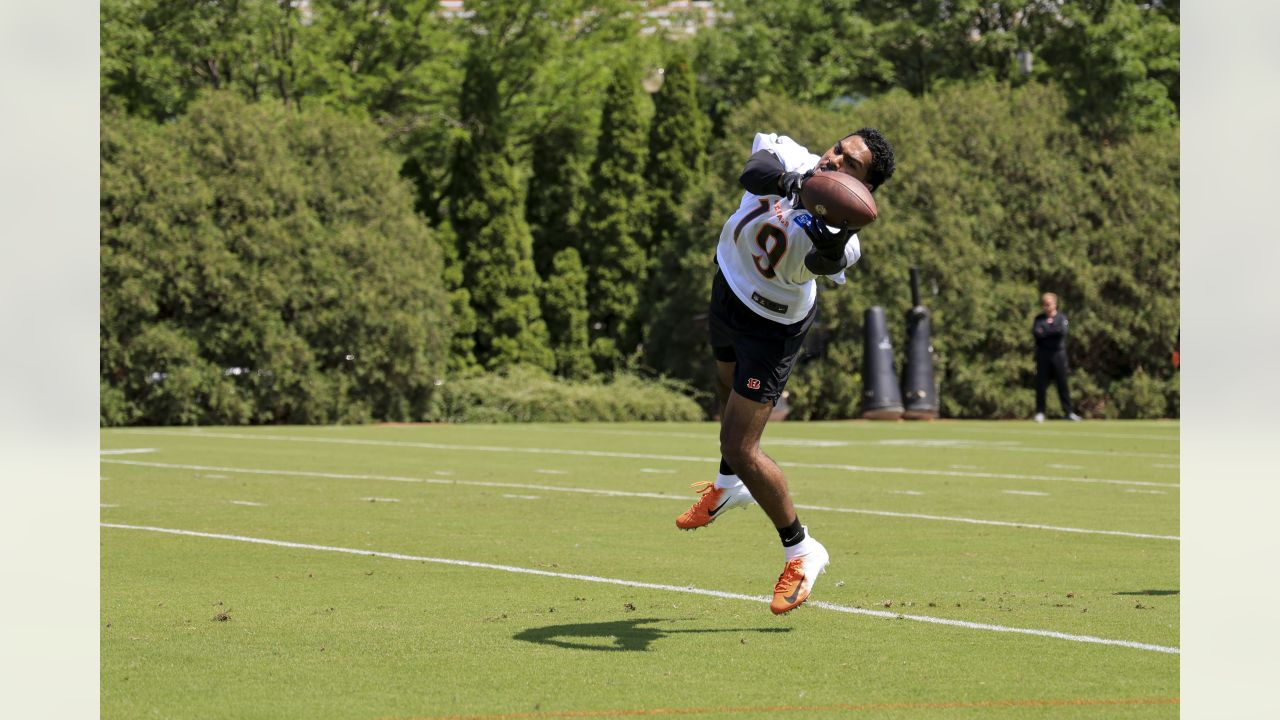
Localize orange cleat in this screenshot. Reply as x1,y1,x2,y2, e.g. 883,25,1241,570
770,537,830,614
675,481,756,530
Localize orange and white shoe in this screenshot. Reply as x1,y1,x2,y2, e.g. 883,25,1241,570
675,481,756,530
770,534,830,614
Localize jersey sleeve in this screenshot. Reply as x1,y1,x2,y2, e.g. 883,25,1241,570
750,132,821,175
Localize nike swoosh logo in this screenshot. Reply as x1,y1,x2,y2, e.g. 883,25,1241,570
783,583,804,604
707,496,733,517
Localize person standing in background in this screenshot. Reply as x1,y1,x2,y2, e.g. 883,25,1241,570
1033,292,1082,422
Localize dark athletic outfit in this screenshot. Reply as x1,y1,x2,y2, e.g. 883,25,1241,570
1033,312,1075,416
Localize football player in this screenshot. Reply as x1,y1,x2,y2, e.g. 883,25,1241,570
676,128,896,613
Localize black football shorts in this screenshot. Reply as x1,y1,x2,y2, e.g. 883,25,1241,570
707,269,816,405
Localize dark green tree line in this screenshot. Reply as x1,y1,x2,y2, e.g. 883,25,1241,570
99,0,1181,422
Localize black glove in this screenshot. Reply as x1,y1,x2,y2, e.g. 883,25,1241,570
779,168,816,208
804,217,852,261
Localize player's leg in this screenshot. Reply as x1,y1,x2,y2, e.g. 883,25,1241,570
1052,353,1080,420
713,358,744,480
675,351,757,530
719,391,794,528
715,358,734,418
1034,355,1050,422
721,389,828,614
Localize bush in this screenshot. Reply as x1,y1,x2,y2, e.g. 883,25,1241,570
101,92,450,425
1105,368,1175,419
427,367,704,423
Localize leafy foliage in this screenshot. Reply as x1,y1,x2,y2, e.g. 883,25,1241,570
428,367,703,423
1040,0,1180,138
585,66,653,370
448,50,555,372
641,51,715,385
101,93,450,425
542,249,594,379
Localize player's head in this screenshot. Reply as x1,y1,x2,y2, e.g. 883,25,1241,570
817,128,896,192
1041,292,1058,313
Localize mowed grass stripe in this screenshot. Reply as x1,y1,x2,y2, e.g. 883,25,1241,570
387,696,1180,720
510,426,1178,460
100,523,1181,655
109,429,1178,488
101,460,1179,541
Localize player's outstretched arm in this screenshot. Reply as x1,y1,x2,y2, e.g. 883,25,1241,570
739,150,786,196
803,248,848,276
801,220,854,276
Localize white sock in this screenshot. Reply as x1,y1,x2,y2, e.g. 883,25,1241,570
784,527,819,560
713,473,743,490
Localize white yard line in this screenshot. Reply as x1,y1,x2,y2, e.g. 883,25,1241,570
99,448,157,455
1047,464,1085,470
501,494,541,500
229,500,264,507
534,469,567,475
1125,489,1168,495
100,460,1180,541
889,490,925,496
639,468,677,474
110,430,1178,489
99,523,1179,655
1004,490,1051,497
360,497,400,503
787,502,1172,541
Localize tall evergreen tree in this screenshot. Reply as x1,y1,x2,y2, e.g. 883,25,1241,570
645,52,709,270
527,119,594,277
448,51,554,372
642,52,714,383
585,66,651,370
542,248,594,379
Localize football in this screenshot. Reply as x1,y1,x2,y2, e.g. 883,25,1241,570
800,171,878,229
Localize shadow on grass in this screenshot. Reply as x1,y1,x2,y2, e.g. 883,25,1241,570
514,618,791,652
1114,589,1180,596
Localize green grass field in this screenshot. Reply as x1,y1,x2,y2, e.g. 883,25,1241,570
101,420,1179,719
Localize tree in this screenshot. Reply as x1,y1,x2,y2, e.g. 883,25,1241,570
692,0,892,126
585,66,652,370
527,119,595,277
447,50,555,372
101,0,307,119
1040,0,1180,139
100,92,451,425
642,51,714,384
542,248,594,379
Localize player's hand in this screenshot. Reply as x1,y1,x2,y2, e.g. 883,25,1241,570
779,168,816,207
807,218,853,260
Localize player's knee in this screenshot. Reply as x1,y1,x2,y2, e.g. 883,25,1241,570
720,437,754,469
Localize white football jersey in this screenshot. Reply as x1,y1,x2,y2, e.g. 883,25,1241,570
715,132,862,324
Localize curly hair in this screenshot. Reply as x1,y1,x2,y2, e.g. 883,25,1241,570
848,128,896,192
